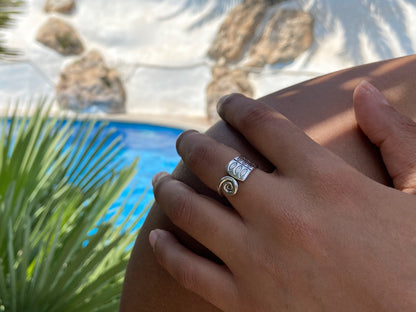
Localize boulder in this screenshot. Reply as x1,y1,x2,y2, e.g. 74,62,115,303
248,9,314,67
206,63,254,123
56,50,126,113
44,0,75,14
36,17,84,56
207,0,267,63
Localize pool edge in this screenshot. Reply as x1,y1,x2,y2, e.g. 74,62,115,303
0,107,211,132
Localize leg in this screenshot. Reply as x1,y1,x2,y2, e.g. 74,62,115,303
120,55,416,311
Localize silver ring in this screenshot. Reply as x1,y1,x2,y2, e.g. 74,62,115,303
226,156,256,181
218,156,256,196
217,176,238,196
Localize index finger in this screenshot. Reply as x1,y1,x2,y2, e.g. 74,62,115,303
217,94,326,176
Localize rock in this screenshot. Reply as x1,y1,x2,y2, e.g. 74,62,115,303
206,64,254,123
44,0,75,13
56,50,126,113
248,9,314,66
36,17,84,56
207,0,267,63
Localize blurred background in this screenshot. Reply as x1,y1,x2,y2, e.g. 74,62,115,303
3,1,416,310
1,0,416,125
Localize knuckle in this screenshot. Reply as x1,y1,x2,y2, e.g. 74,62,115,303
186,141,214,169
174,261,197,290
154,241,167,265
271,200,330,261
169,191,194,228
379,110,416,147
239,104,274,131
176,129,198,151
397,115,416,140
152,174,172,199
219,93,245,109
153,234,169,265
289,214,325,254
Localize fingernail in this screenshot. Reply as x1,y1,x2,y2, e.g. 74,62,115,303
358,80,375,93
152,172,168,186
217,94,232,113
149,230,158,250
358,80,390,106
176,131,187,144
176,129,199,152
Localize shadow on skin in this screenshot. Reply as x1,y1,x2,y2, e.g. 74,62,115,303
120,54,416,312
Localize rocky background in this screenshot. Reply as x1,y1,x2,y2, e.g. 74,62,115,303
206,0,313,122
36,0,127,114
33,0,314,123
2,0,416,124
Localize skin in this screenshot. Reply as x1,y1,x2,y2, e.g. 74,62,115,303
150,82,416,311
120,55,416,311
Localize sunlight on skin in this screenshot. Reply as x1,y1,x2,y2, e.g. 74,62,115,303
121,54,416,312
305,108,355,146
150,83,416,310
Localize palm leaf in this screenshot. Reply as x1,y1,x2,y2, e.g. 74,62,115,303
0,99,142,311
0,0,24,60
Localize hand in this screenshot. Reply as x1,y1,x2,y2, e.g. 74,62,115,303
150,82,416,311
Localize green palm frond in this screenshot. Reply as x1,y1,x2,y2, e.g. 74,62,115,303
0,99,144,311
0,0,24,60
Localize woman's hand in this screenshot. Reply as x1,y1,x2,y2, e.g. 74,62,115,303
149,81,416,311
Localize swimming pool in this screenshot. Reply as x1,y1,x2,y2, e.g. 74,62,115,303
4,117,183,230
91,121,183,229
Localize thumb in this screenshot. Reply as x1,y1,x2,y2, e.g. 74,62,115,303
354,80,416,194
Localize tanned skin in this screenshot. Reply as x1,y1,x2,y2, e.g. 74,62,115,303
120,55,416,312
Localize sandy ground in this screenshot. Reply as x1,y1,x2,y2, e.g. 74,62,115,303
1,0,416,127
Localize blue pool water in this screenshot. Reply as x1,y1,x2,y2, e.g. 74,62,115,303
4,118,183,229
89,121,183,229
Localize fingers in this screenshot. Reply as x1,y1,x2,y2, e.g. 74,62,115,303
149,229,238,312
354,81,416,193
176,130,275,212
152,172,245,262
217,94,324,176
